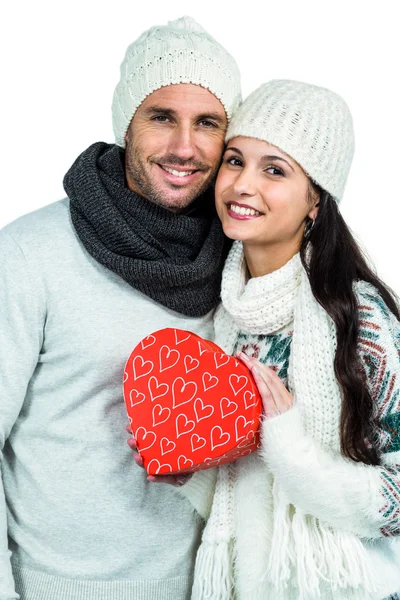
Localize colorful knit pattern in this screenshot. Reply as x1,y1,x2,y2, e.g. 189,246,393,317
235,288,400,539
358,290,400,537
358,291,400,453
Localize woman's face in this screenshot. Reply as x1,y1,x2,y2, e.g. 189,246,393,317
215,136,319,249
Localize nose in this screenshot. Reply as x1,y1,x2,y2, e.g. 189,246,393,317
168,125,196,161
232,168,257,197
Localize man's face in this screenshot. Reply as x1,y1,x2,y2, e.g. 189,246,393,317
125,84,227,211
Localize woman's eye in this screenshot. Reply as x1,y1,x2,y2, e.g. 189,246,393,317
226,156,243,167
266,166,284,176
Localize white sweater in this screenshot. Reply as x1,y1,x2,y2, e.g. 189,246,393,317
183,245,400,600
0,199,216,600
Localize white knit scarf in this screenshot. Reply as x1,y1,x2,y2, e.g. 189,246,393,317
191,241,377,600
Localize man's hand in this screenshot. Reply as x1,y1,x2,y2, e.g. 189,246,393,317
126,425,193,486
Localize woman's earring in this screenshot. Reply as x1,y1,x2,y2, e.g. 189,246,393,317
304,219,315,237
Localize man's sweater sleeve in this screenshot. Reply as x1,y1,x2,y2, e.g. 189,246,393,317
0,230,44,599
260,291,400,540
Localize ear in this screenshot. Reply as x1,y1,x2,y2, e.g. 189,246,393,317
307,186,320,221
308,202,319,221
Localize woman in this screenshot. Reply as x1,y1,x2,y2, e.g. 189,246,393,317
129,79,400,599
189,80,400,600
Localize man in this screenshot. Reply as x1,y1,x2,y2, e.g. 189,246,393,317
0,16,241,600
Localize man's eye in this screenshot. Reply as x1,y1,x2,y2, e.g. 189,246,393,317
152,115,169,122
199,120,217,128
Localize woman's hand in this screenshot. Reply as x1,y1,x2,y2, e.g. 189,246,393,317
126,425,193,487
236,352,294,418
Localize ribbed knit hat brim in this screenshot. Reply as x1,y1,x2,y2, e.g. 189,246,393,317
112,16,242,147
226,80,355,202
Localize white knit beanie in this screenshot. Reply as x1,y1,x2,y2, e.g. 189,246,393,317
112,16,242,147
226,80,355,202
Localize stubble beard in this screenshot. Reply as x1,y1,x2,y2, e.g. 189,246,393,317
125,144,219,212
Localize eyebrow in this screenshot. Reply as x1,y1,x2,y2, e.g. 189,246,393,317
145,106,226,125
225,146,295,172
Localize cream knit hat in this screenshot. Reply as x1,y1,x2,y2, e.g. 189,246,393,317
112,16,242,147
226,80,355,202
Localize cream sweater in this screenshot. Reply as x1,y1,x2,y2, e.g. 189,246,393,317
182,243,400,600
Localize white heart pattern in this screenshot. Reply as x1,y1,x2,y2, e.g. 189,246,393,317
237,433,256,449
159,345,180,372
178,455,194,470
202,372,218,392
176,414,196,438
191,433,207,452
244,391,257,409
220,397,238,419
174,330,192,345
184,355,200,374
194,398,214,422
130,389,146,408
152,404,171,427
211,426,230,450
135,427,157,452
160,437,176,456
141,335,156,350
229,374,248,396
148,376,169,402
198,341,208,356
235,416,253,441
147,459,172,474
172,377,197,409
214,353,230,369
132,356,154,380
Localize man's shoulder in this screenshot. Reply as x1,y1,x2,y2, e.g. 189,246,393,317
1,198,72,250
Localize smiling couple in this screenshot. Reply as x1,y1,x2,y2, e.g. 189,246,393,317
1,15,400,600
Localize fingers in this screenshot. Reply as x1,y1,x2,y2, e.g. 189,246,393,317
127,437,137,451
125,421,186,482
126,428,145,470
250,364,279,417
236,351,293,417
147,473,193,487
133,453,144,468
126,424,193,485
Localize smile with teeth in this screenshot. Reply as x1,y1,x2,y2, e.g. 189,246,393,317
162,166,197,177
228,203,262,217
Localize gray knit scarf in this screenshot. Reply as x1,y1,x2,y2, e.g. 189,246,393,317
64,142,230,317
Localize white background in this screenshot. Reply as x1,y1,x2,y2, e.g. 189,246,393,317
1,0,399,291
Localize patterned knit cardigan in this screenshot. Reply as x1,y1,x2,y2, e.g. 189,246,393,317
179,286,400,599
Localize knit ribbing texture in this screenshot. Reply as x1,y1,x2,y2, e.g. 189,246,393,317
226,80,354,202
64,142,230,317
220,242,302,335
112,16,242,147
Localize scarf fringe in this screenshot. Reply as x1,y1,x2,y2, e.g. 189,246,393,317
191,539,234,600
266,482,293,588
267,481,378,599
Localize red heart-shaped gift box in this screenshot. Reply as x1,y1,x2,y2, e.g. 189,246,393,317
123,328,262,475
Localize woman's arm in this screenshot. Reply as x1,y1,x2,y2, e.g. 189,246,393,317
240,290,400,539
